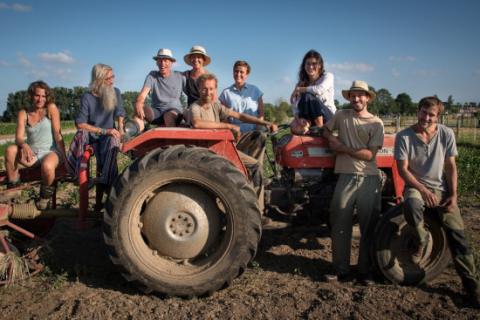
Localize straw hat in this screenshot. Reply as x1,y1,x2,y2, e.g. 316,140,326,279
183,46,211,66
342,80,376,101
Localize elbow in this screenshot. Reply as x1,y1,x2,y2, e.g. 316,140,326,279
191,122,200,129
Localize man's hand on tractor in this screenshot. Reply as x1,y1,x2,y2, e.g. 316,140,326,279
265,122,278,133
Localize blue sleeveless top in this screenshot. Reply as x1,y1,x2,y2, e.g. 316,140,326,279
25,109,58,152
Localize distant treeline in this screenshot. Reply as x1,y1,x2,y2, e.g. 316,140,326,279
1,87,153,123
1,85,477,124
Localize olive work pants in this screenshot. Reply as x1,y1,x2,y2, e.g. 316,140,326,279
403,187,480,293
236,130,267,213
330,173,381,275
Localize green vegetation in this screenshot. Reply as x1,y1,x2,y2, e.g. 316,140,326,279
456,147,480,201
2,87,144,123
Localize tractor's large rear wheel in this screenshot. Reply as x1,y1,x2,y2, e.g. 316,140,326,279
103,145,262,297
372,203,451,285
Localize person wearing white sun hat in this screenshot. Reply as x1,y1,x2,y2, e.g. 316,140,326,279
134,48,186,131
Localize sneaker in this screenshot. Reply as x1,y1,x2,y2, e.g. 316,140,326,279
357,273,375,287
325,272,348,283
410,243,425,265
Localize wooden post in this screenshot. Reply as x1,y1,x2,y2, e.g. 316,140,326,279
474,116,477,142
456,118,460,137
396,116,400,133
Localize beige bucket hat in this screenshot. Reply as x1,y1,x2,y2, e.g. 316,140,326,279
342,80,376,102
183,46,211,66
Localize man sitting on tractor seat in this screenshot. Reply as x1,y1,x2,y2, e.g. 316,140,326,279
188,72,277,226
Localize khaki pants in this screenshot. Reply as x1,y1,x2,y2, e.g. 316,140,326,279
403,187,480,293
236,130,266,213
330,174,381,274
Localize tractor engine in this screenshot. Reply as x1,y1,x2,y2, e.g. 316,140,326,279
265,131,399,226
265,133,337,225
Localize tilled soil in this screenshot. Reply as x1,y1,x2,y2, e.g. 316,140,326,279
1,197,479,319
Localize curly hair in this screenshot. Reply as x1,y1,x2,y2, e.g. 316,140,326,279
297,50,325,87
27,80,55,104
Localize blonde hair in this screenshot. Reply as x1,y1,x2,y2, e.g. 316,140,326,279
89,63,112,93
196,72,218,89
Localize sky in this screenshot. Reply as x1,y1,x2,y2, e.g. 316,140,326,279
1,0,479,115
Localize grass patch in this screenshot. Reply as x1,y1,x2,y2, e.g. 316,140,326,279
456,147,480,201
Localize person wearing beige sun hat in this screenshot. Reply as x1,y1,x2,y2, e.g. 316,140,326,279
341,80,376,102
323,80,384,287
183,46,213,107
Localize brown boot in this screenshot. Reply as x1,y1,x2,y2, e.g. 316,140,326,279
36,184,56,211
6,176,21,189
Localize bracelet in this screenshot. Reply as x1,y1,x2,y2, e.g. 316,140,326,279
96,127,101,135
102,128,106,135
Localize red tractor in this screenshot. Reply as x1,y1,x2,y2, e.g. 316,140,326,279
0,125,451,296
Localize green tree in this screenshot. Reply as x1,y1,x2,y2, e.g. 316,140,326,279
121,91,140,119
447,95,454,110
395,93,415,115
3,90,29,122
376,88,396,115
52,87,71,120
263,103,275,122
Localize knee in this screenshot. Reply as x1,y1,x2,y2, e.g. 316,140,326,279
403,198,424,226
248,130,267,146
5,145,18,160
41,160,57,175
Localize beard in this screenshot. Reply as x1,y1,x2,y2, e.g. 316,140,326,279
98,85,118,112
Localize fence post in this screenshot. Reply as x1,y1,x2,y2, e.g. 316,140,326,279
456,118,460,137
396,116,400,133
441,115,444,125
474,116,477,142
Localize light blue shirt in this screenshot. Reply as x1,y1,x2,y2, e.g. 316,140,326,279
219,83,263,133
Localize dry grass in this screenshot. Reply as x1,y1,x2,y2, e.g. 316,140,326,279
0,251,27,284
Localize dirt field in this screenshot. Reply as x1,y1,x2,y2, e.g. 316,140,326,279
1,190,479,320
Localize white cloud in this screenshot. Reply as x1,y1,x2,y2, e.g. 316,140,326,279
328,62,375,73
37,51,75,65
388,56,417,62
334,77,353,98
25,69,49,79
0,60,12,67
17,52,35,68
335,76,352,88
391,68,400,77
12,3,32,11
280,77,294,84
0,52,34,68
410,69,441,77
0,3,32,11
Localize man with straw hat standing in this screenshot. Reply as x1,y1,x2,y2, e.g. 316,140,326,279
323,81,384,286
